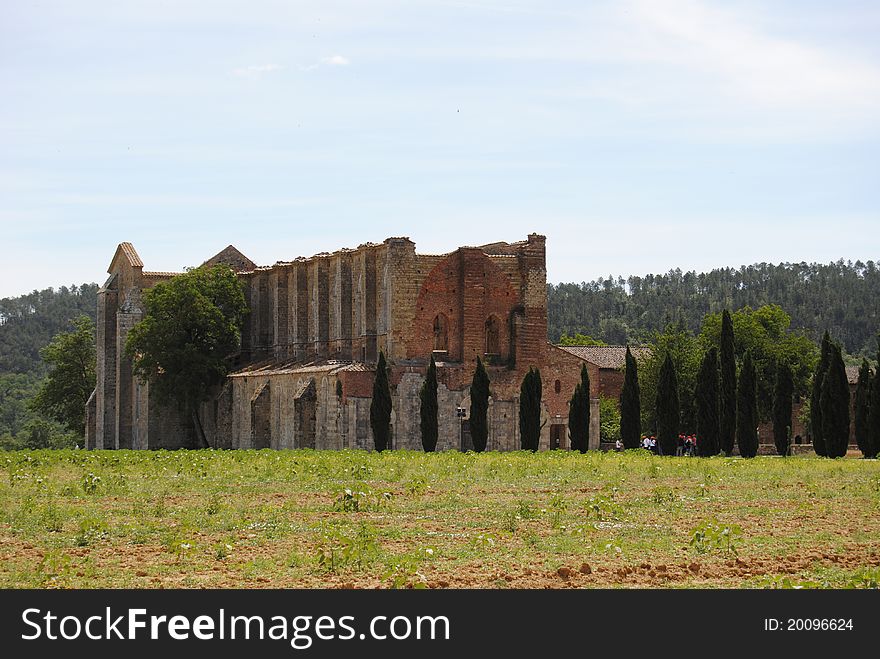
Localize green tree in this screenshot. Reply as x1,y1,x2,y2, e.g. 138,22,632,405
519,367,542,451
820,342,850,458
599,395,621,444
736,351,759,458
470,356,490,453
0,283,98,374
868,339,880,459
701,305,817,424
0,373,42,438
718,309,737,455
31,315,96,434
695,347,720,456
853,359,873,458
557,333,607,347
370,351,392,452
419,355,438,452
619,346,641,449
568,363,590,452
810,331,833,456
637,322,700,435
655,353,679,456
125,264,248,448
772,361,794,456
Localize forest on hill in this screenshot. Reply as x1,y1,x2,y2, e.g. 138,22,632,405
0,284,97,447
548,259,880,357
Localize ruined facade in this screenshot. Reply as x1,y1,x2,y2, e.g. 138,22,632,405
87,235,599,452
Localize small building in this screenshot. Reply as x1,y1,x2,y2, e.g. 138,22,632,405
554,345,651,401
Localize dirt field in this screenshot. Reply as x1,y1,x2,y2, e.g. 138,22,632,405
2,449,878,588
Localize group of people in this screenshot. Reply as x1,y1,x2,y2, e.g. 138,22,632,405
613,434,699,456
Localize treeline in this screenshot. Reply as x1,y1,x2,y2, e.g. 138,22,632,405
548,259,880,356
0,284,98,374
0,284,97,449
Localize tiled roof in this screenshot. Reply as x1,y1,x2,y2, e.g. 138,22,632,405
119,242,144,268
556,345,652,369
108,242,144,273
143,271,179,278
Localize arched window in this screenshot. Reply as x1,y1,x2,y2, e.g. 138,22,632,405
554,379,561,394
433,314,449,352
485,315,501,355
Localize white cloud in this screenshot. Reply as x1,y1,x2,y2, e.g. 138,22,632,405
231,63,283,78
620,0,880,124
322,55,350,66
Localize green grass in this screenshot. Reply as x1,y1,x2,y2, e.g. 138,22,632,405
1,448,878,588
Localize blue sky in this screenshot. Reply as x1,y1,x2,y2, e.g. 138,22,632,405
2,0,879,298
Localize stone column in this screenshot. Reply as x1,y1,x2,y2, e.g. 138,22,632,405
95,285,118,449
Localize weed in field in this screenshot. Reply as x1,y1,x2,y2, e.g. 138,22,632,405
153,495,167,517
285,548,303,568
74,516,109,547
214,542,233,561
516,500,537,520
344,463,372,480
501,509,520,533
206,492,223,516
128,523,151,545
384,555,427,589
584,494,620,521
334,488,392,513
81,472,102,495
166,537,195,562
404,474,428,496
472,532,497,549
39,550,73,588
314,523,379,572
40,504,64,532
549,493,568,529
651,486,675,504
690,518,742,557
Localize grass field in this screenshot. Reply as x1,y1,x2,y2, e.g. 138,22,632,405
2,449,879,589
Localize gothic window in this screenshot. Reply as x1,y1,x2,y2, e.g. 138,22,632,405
433,313,449,352
485,315,501,355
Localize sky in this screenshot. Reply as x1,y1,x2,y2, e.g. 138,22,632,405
2,0,879,298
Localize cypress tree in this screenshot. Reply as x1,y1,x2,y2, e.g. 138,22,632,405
695,347,720,457
370,351,392,452
619,346,641,449
470,356,490,453
419,355,438,452
736,351,759,458
772,361,794,456
568,383,584,452
568,364,590,452
810,331,832,456
655,353,679,456
868,339,880,459
719,309,737,455
854,359,873,458
820,343,850,458
519,367,542,451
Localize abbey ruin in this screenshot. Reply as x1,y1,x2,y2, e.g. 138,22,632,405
86,235,600,451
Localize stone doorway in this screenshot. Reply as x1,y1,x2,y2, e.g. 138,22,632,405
294,379,317,449
251,382,271,449
550,424,566,450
